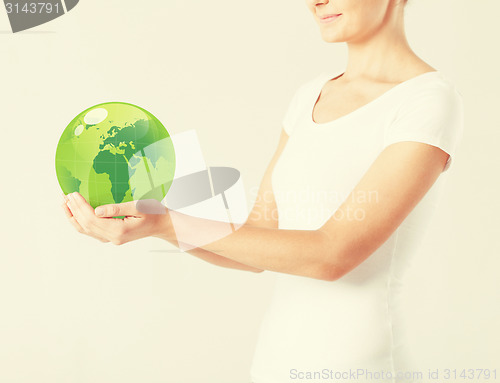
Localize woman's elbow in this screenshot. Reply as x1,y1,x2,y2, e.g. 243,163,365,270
315,264,344,281
310,233,347,282
301,259,344,281
252,268,265,274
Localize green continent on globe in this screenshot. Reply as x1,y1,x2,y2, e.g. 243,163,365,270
55,102,176,217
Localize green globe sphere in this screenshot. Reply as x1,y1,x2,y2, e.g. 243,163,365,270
55,102,176,217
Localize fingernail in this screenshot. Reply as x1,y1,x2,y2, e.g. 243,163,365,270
95,207,104,216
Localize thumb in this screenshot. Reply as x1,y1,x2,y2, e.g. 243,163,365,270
136,199,168,215
95,201,137,217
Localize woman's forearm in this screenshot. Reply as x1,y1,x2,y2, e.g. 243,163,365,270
155,233,264,273
183,247,264,272
156,210,336,281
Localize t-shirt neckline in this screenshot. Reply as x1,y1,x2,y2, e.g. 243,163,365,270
310,69,442,127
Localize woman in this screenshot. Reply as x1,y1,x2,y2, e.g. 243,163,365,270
62,0,464,381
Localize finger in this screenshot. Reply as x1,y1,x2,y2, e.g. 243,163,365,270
62,193,73,217
69,192,131,243
69,192,101,221
95,200,138,218
62,201,109,243
62,200,81,229
66,192,88,222
136,199,168,215
66,193,110,243
62,194,84,232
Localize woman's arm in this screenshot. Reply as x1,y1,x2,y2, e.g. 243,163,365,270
159,238,264,273
151,140,449,281
65,139,449,282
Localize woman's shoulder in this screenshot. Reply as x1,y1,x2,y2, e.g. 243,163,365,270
396,62,460,95
392,67,463,113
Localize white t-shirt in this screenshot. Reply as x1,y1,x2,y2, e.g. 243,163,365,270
249,70,464,383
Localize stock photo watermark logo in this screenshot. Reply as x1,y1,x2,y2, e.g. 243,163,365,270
248,186,380,225
4,0,79,33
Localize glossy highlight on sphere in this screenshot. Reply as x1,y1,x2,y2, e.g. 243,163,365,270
55,102,176,216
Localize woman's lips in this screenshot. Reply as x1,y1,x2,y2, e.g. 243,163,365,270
319,14,342,24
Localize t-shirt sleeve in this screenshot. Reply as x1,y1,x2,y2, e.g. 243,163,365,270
383,84,465,172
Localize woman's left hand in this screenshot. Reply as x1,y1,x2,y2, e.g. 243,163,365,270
62,192,170,245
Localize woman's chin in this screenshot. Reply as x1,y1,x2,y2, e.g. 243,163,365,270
319,33,345,44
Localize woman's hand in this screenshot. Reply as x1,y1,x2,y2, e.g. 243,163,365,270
61,192,172,245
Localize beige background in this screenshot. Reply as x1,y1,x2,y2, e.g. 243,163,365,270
0,0,499,382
